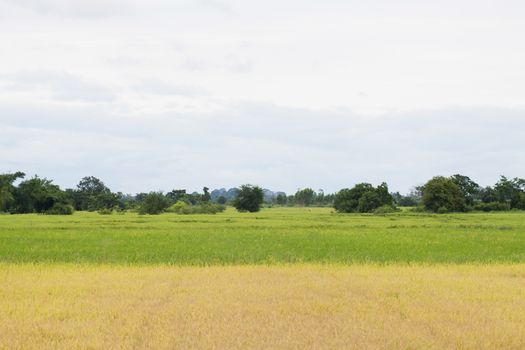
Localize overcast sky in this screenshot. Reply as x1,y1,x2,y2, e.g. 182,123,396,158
1,0,524,194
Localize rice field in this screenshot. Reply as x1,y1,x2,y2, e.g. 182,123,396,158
1,208,525,349
1,264,525,349
1,208,525,264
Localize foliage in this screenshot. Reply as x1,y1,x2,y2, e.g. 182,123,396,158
167,201,226,214
391,192,420,206
275,194,287,205
334,183,393,213
493,176,525,209
14,176,71,214
422,176,465,213
473,202,511,212
72,176,119,211
45,203,74,215
0,172,25,213
373,205,400,215
139,192,170,215
450,174,480,206
294,188,316,206
233,185,264,212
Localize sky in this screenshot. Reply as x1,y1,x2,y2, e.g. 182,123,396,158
1,0,524,194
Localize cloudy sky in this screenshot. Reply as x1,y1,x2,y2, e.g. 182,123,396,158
1,0,524,194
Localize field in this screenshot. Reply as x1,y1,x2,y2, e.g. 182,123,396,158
1,208,525,264
1,208,525,349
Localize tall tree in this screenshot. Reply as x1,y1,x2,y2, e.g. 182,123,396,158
233,185,264,212
295,188,316,206
422,176,465,213
0,172,25,212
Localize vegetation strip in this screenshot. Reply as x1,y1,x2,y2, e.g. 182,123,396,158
2,209,525,265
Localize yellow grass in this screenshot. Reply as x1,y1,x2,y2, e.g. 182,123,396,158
1,264,525,349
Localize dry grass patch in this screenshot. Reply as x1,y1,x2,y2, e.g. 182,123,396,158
1,264,525,349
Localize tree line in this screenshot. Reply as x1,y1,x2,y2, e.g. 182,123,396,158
0,172,524,215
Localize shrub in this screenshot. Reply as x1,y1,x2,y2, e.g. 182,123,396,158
473,202,511,212
373,205,400,215
233,185,264,212
98,208,114,215
45,203,74,215
167,201,226,214
166,200,188,213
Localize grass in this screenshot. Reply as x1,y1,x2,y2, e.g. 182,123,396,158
1,264,525,349
1,207,525,264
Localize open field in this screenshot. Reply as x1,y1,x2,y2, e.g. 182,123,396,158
2,208,525,349
1,264,525,349
1,208,525,264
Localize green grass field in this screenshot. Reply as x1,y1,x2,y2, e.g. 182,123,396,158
1,207,525,265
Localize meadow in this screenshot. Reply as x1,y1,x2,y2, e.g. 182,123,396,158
2,208,525,349
1,208,525,264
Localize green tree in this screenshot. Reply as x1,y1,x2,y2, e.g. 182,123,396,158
422,176,465,213
494,176,525,209
294,188,315,206
0,171,25,212
73,176,118,211
139,192,170,215
334,183,393,213
275,193,287,206
14,176,72,214
202,187,211,202
450,174,480,206
233,185,264,212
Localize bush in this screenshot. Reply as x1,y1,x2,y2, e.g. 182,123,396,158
373,205,400,215
167,201,226,214
98,208,114,215
139,192,170,215
473,202,511,212
45,203,74,215
409,205,426,213
233,185,264,212
166,200,188,213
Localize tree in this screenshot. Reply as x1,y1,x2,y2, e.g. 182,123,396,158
202,187,211,202
0,171,25,212
493,176,525,209
294,188,315,206
275,193,287,206
139,192,170,215
479,186,498,203
166,189,186,203
422,176,465,213
334,183,393,213
450,174,480,206
73,176,118,211
233,185,264,212
14,176,72,214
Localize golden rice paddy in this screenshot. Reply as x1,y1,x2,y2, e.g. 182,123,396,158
1,264,524,349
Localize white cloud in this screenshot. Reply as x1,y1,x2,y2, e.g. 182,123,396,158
2,0,132,18
1,0,524,193
0,71,116,102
